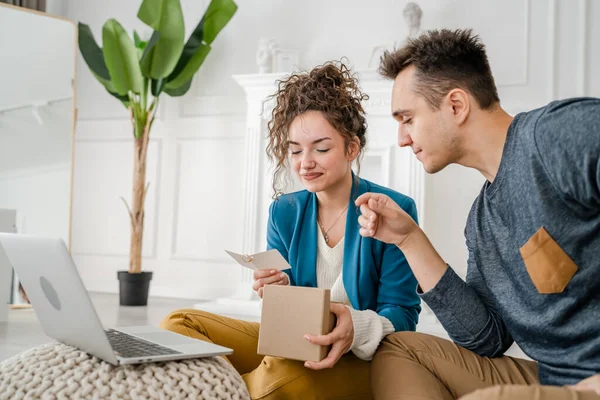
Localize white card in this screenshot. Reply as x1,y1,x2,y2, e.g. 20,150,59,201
225,249,291,271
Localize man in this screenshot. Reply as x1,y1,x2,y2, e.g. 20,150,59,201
356,29,600,400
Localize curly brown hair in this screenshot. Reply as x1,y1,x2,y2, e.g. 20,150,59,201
265,61,369,199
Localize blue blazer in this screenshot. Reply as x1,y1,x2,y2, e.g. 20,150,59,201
266,176,421,331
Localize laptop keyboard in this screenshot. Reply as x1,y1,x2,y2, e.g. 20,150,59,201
105,329,182,358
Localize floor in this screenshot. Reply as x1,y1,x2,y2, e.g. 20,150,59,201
0,292,259,363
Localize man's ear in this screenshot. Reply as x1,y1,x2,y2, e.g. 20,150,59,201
348,136,361,161
447,88,470,125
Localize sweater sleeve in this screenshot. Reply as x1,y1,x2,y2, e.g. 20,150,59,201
420,232,514,357
348,307,395,360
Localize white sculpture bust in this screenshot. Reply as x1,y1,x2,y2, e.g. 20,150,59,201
368,2,424,69
256,37,273,74
404,2,423,38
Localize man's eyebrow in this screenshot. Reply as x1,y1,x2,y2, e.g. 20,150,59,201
392,109,412,118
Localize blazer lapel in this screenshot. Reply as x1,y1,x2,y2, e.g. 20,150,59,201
296,192,318,287
343,175,368,309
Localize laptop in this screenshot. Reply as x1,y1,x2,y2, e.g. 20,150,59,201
0,233,233,365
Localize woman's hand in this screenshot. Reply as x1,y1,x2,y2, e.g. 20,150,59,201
355,192,419,248
303,303,354,370
569,374,600,394
252,269,289,298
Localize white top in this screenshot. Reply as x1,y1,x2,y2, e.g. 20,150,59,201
315,227,395,360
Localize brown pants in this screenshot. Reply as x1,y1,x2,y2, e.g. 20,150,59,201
159,309,371,399
372,332,599,400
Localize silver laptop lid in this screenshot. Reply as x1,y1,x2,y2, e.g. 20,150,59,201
0,233,117,364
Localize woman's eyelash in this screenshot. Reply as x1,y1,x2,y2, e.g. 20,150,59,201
402,118,412,125
290,149,330,155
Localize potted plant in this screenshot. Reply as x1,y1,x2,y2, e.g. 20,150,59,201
77,0,237,306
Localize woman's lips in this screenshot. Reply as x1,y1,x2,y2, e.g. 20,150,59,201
302,173,322,181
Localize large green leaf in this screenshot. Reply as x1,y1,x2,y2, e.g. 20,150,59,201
78,22,110,81
165,43,210,90
166,11,205,83
201,0,238,45
165,0,236,89
78,24,129,106
151,78,166,97
104,88,130,107
102,19,143,95
137,0,185,79
90,71,129,107
140,31,160,64
164,78,193,97
133,30,146,49
133,30,146,60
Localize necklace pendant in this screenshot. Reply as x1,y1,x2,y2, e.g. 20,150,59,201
324,233,329,244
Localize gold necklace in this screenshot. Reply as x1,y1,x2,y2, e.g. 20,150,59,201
318,204,349,244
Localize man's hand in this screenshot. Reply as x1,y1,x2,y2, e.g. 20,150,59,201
252,269,289,298
356,192,448,293
569,374,600,394
355,192,419,247
303,303,354,370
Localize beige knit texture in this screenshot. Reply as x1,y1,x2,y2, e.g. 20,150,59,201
0,343,250,400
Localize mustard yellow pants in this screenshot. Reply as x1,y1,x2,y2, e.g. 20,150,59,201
159,309,372,399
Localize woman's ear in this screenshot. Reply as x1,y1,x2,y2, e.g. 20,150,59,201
348,136,361,161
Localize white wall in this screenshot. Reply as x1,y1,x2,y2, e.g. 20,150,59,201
68,0,600,298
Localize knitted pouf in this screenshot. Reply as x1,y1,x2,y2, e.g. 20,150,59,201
0,343,250,400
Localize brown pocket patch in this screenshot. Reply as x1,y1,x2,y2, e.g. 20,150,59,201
519,227,578,294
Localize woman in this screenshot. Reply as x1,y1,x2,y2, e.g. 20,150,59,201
160,61,420,399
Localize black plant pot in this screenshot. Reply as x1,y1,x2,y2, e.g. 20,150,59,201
117,271,153,306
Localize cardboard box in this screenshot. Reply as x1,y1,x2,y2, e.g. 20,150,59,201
258,285,336,362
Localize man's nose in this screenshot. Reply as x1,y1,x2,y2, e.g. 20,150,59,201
398,125,412,147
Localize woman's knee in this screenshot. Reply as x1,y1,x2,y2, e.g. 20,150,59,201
158,308,213,335
159,308,188,330
244,357,306,399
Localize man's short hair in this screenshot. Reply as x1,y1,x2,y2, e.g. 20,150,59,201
379,29,500,110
